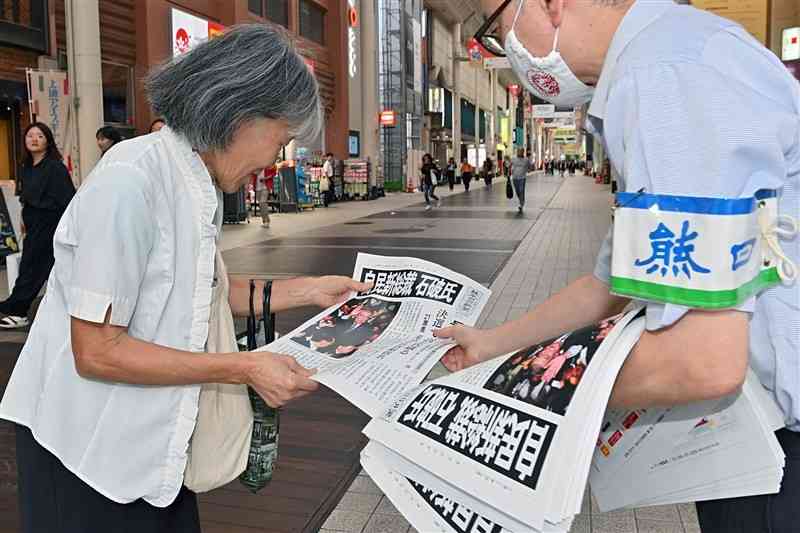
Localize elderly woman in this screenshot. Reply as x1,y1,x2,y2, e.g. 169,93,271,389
0,25,367,532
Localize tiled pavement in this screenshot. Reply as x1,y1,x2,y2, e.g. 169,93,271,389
322,175,703,533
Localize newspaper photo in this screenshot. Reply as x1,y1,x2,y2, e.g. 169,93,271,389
363,309,647,531
258,253,491,417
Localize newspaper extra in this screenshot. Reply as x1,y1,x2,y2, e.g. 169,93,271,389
361,442,514,533
363,309,643,530
259,253,491,417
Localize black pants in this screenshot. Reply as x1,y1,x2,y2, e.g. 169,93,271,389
15,424,201,533
0,207,61,317
462,173,471,191
447,171,455,191
697,429,800,533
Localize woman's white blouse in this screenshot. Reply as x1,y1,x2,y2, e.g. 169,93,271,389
0,127,222,507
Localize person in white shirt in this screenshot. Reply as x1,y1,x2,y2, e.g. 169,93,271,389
0,24,370,533
441,1,799,531
321,152,334,207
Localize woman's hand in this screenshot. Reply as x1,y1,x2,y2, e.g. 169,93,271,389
433,325,493,372
244,352,319,408
307,277,372,308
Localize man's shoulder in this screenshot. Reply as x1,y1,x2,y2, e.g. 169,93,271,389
619,6,737,69
617,5,797,106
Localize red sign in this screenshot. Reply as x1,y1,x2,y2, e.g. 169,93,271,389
508,84,521,97
622,412,640,429
608,430,623,447
379,110,397,127
466,38,491,62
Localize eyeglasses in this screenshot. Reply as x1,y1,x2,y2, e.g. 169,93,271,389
473,0,514,58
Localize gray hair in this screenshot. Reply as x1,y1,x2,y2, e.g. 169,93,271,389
145,24,322,152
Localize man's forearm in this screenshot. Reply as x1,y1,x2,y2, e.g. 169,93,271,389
608,310,749,408
483,275,629,359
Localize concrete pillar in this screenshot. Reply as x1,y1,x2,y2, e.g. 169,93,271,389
65,0,103,183
451,23,461,161
474,65,479,154
489,68,496,158
360,0,379,169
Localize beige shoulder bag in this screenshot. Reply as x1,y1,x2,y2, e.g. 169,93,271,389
184,250,254,493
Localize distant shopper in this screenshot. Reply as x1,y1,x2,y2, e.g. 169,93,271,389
511,149,529,214
321,153,334,207
0,123,75,329
255,166,273,227
96,126,122,157
149,118,166,133
460,159,473,192
446,157,457,191
482,157,494,187
420,153,441,210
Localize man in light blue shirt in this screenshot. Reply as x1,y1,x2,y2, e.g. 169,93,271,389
435,1,799,531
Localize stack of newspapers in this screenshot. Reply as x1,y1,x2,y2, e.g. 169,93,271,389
260,254,785,533
590,369,785,512
360,308,648,532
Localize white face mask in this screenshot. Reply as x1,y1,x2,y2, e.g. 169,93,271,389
504,0,594,107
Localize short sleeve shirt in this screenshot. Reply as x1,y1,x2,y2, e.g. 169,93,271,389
588,2,800,428
0,127,221,506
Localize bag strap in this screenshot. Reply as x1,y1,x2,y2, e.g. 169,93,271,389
261,280,276,344
247,280,257,351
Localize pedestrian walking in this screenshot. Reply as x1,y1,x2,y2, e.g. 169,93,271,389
446,157,457,191
442,2,800,532
510,149,528,214
0,25,371,533
420,153,441,210
460,159,472,192
256,166,274,226
321,152,334,207
96,126,122,157
482,157,494,187
0,122,75,329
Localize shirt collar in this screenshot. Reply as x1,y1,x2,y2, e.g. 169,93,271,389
587,0,675,123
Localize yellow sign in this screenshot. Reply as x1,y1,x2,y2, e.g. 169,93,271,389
554,127,577,144
692,0,768,45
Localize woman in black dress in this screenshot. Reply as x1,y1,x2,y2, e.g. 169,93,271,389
0,122,75,328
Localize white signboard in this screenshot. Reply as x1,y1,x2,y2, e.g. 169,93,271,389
171,8,223,57
348,0,359,78
483,57,511,70
412,19,422,94
27,69,78,181
554,111,575,120
532,104,556,118
783,27,800,61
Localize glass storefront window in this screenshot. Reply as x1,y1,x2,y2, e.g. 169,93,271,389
101,61,133,126
250,0,289,27
299,0,325,45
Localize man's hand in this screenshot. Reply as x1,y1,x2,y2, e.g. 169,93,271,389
307,276,373,308
434,325,494,372
243,352,319,408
